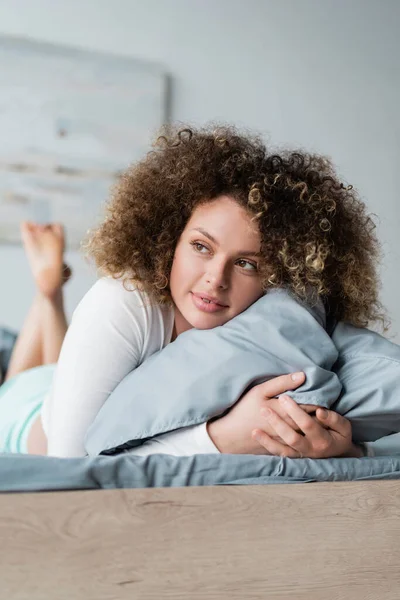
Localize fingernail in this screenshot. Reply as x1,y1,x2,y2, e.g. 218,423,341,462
252,430,262,441
319,408,328,418
279,395,290,405
291,372,303,381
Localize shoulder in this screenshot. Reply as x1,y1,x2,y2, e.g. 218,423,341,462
74,277,154,319
73,277,174,351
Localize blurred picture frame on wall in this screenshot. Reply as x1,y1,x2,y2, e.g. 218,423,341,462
0,35,169,248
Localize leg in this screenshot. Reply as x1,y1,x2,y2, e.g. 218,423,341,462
21,221,70,364
27,414,48,455
5,294,43,380
5,222,71,380
40,288,68,364
16,221,71,455
27,287,69,454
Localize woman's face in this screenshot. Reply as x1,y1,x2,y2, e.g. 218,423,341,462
170,195,264,336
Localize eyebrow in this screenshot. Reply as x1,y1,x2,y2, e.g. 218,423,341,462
191,227,262,257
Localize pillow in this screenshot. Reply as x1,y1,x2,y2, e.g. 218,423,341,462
85,289,341,455
85,289,400,456
331,322,400,442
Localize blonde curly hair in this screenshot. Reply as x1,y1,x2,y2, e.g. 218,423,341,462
85,124,385,328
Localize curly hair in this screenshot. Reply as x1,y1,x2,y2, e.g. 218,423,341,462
85,124,385,328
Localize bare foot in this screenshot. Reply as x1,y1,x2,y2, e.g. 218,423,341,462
21,222,72,299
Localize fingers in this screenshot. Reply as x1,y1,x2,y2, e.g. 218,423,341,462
256,397,353,459
252,429,302,458
259,404,310,454
315,407,352,437
278,395,333,443
299,403,319,415
256,372,305,399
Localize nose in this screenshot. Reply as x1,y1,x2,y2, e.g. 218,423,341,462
205,258,229,290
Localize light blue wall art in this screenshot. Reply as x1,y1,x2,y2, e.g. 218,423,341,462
0,36,168,248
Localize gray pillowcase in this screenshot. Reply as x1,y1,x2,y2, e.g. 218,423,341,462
85,289,400,456
331,322,400,441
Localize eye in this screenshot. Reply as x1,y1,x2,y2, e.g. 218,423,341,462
236,259,258,271
191,241,210,254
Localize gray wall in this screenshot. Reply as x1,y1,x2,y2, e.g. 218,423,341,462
0,0,399,339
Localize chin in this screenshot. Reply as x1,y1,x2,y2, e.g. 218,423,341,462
184,314,209,330
193,321,215,330
189,312,227,330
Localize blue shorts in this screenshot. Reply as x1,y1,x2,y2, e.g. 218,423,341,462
0,364,55,453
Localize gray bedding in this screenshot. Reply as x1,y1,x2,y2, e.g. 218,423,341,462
1,453,400,493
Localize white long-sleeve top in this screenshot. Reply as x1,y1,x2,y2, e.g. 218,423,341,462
41,277,219,458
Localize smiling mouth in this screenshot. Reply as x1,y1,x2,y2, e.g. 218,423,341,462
191,292,228,312
192,292,228,307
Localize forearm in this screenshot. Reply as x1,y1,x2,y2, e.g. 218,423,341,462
206,400,315,455
207,417,267,455
129,422,220,457
207,405,365,458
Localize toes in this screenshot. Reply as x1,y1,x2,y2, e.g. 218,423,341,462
20,221,33,234
53,223,66,244
20,221,36,244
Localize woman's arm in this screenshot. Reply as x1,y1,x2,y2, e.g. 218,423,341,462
129,373,360,459
207,373,361,458
42,278,146,457
128,422,220,457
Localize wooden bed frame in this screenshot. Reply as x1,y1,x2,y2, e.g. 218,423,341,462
1,480,400,599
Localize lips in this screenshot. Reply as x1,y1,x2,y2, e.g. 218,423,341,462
192,292,228,307
191,292,228,314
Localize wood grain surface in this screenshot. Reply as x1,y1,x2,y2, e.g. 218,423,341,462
0,481,399,599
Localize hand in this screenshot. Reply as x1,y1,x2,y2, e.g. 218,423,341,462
207,372,309,455
253,394,362,458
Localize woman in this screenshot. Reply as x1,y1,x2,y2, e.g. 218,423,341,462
4,125,381,458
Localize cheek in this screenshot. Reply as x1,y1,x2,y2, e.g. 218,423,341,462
169,253,181,297
170,246,198,293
